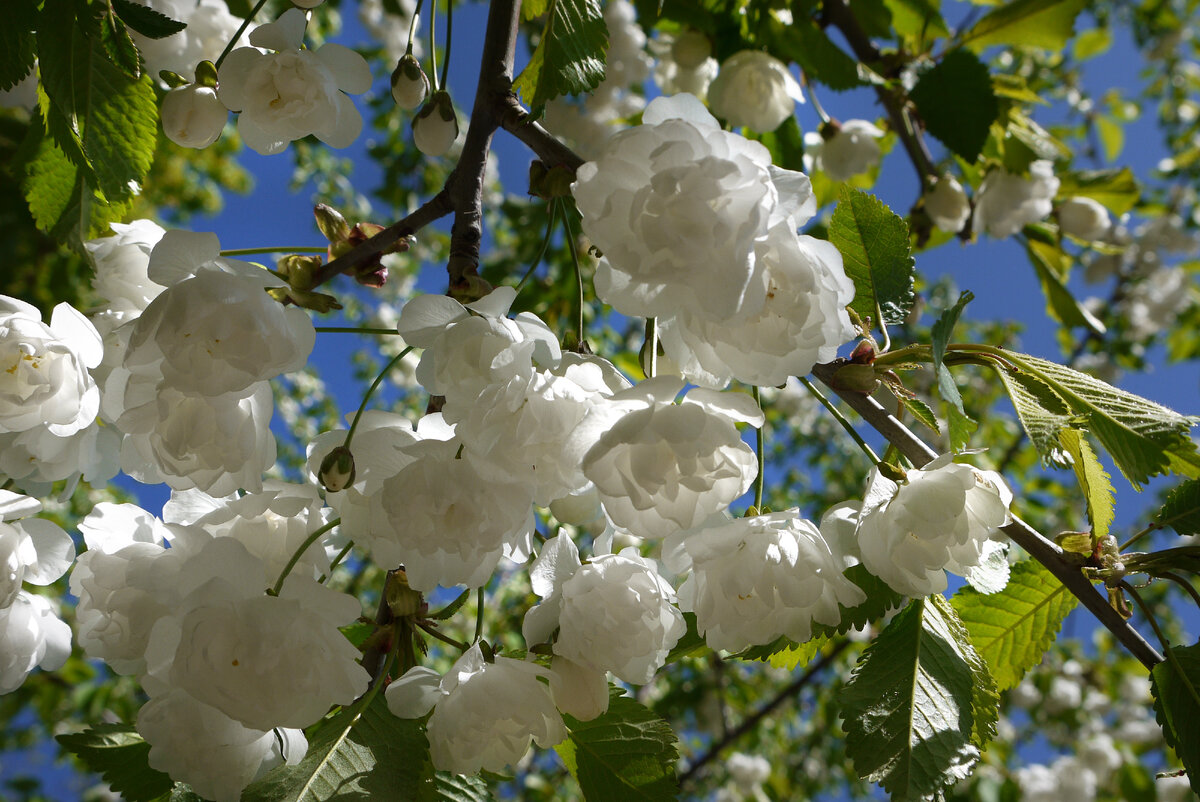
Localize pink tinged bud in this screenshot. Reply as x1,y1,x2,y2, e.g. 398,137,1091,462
160,84,227,149
412,91,458,156
391,54,430,110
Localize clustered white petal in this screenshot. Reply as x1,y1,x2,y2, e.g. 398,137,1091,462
973,160,1060,238
707,50,803,132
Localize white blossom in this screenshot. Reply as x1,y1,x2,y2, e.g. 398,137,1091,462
855,455,1013,597
707,50,802,132
805,120,884,182
0,591,72,693
84,220,168,329
924,175,971,234
523,533,685,685
161,84,227,148
973,160,1060,238
412,91,460,156
130,0,248,82
665,509,865,652
0,490,74,609
217,9,371,155
0,296,102,436
651,31,718,99
572,93,816,321
1057,196,1111,241
386,644,566,774
573,376,762,538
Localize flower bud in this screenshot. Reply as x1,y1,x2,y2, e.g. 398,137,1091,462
318,445,356,492
391,54,430,111
707,50,802,132
924,174,970,234
1057,196,1111,241
413,91,458,156
314,203,351,244
386,570,425,619
670,30,712,70
160,84,227,149
277,254,321,290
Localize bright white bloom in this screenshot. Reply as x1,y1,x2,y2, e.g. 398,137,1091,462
146,538,368,731
1126,266,1190,338
856,455,1013,597
1057,197,1111,241
0,491,74,609
1016,763,1059,802
573,93,816,321
130,0,248,81
412,91,459,156
573,376,762,538
217,9,371,155
138,688,305,802
117,381,277,496
124,231,315,397
665,509,865,652
161,84,227,148
806,120,884,181
651,31,718,99
367,438,535,590
659,219,855,388
924,175,970,234
727,752,771,795
386,644,566,774
708,50,803,132
0,422,120,495
0,296,102,436
85,220,168,327
390,54,429,110
1156,774,1195,802
973,160,1060,238
523,533,685,685
0,591,72,693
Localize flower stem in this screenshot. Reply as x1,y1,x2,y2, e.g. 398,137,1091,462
272,518,341,596
406,0,424,54
428,0,439,91
515,199,558,291
214,0,270,70
752,385,765,509
418,621,470,652
220,246,327,256
799,376,881,464
318,541,354,584
558,202,586,344
315,326,401,335
439,0,454,92
474,587,485,643
645,317,658,379
344,346,415,450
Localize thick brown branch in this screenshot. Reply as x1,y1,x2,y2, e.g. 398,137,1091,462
445,0,523,289
499,95,586,172
810,361,1165,670
822,0,938,184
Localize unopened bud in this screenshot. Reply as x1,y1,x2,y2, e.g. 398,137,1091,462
319,446,356,492
161,84,226,149
194,60,218,88
528,160,576,199
671,30,712,69
829,362,879,394
159,69,189,89
387,570,425,619
391,54,430,110
277,254,322,290
412,91,458,156
315,203,352,244
849,339,876,365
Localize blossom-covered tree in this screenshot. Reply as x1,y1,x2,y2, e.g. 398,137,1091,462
2,0,1200,800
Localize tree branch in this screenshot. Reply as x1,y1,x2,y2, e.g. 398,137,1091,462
678,640,852,787
810,361,1165,670
499,95,586,172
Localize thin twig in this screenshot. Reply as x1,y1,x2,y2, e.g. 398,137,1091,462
811,361,1165,669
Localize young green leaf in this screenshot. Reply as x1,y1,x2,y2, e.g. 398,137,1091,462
242,695,434,802
113,0,188,39
0,0,37,92
1059,428,1115,539
1151,643,1200,797
839,595,992,799
556,688,678,802
910,50,997,162
828,187,916,331
513,0,608,115
1056,167,1141,215
882,0,950,42
952,559,1077,691
1154,479,1200,537
1026,240,1107,332
992,366,1072,462
664,612,707,664
98,6,143,79
960,0,1087,52
900,394,940,434
55,724,175,802
931,291,976,450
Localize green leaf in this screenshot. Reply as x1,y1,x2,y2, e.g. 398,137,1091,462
1072,27,1112,60
1026,240,1107,332
995,351,1200,487
840,596,991,799
556,688,678,802
430,772,493,801
952,559,1077,691
765,636,829,671
513,0,608,114
882,0,950,42
910,50,997,162
1151,643,1200,797
932,291,976,450
1154,479,1200,536
850,0,894,39
0,0,37,91
900,395,940,434
1056,167,1140,215
1094,116,1124,161
1058,429,1115,540
55,724,174,802
664,612,707,663
774,18,862,91
99,6,143,79
522,0,551,19
750,116,805,173
242,695,435,802
993,366,1072,462
828,187,916,331
113,0,188,39
961,0,1087,52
